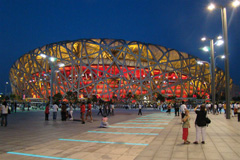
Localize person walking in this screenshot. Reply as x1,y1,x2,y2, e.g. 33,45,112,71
52,103,59,120
182,109,190,144
97,104,103,116
193,104,207,144
80,102,86,124
1,101,9,127
85,102,93,122
45,104,50,121
138,103,142,115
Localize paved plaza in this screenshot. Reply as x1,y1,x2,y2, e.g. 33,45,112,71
0,108,240,160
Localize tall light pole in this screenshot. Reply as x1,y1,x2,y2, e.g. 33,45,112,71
40,54,65,107
207,1,240,119
201,36,223,108
197,54,225,103
5,82,9,96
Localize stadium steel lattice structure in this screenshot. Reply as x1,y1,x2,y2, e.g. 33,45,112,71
9,39,229,101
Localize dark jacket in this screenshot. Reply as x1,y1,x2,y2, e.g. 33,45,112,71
195,110,207,127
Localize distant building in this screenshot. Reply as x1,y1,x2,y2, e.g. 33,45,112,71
9,39,229,101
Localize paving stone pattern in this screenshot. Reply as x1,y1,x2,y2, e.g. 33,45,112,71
0,109,240,160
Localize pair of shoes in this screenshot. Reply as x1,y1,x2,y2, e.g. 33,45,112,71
201,141,205,144
193,141,198,144
82,122,85,124
184,141,190,144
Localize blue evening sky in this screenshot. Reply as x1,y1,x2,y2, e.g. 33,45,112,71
0,0,239,94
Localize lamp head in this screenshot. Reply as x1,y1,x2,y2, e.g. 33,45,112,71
208,3,216,10
40,54,47,58
232,0,240,8
215,39,224,46
49,57,57,62
201,46,210,52
201,37,207,41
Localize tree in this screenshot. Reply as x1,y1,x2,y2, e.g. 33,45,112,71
10,94,16,102
156,93,165,102
53,93,63,105
65,91,78,104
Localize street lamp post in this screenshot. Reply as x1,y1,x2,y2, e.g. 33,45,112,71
207,1,240,119
40,54,65,107
197,54,225,104
5,82,9,96
201,36,223,108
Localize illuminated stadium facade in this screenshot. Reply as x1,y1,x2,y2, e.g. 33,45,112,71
9,39,228,101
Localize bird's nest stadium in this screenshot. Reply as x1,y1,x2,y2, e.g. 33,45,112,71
9,39,229,101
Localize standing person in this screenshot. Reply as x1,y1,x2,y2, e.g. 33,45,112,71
14,102,17,113
182,109,190,144
213,103,217,115
174,102,180,116
85,102,93,123
1,101,9,127
218,102,223,114
138,103,142,115
80,102,86,124
61,103,67,121
167,103,172,115
97,104,103,116
52,103,59,120
193,104,207,144
68,103,74,120
206,102,211,114
45,104,50,121
231,103,234,117
111,103,115,115
180,101,187,122
223,103,226,114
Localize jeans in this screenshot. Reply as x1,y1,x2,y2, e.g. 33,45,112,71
1,114,8,126
53,112,57,120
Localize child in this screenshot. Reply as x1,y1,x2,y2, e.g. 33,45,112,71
182,109,190,144
100,116,109,128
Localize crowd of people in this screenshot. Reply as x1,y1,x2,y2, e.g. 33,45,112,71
180,101,240,145
44,101,95,124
